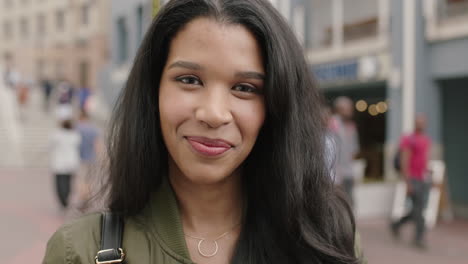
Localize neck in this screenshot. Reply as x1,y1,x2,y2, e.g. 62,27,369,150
168,161,243,238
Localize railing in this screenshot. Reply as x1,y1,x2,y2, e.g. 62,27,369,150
322,17,379,46
439,0,468,21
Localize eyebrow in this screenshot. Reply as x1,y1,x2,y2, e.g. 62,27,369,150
235,71,265,80
168,60,265,80
168,61,203,71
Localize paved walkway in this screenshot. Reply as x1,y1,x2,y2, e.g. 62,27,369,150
0,168,82,264
359,218,468,264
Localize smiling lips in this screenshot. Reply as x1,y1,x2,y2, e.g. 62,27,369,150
186,136,233,157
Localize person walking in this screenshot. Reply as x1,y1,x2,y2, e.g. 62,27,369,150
391,114,431,249
55,79,75,121
41,78,54,111
76,110,100,207
49,119,81,209
333,96,360,207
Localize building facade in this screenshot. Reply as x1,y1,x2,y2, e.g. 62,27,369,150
305,0,468,218
98,0,157,107
0,0,110,90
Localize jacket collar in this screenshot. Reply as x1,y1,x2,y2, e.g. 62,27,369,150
142,177,193,262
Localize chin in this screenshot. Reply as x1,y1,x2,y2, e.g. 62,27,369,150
181,165,236,185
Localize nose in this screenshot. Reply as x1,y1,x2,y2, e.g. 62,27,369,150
195,87,233,128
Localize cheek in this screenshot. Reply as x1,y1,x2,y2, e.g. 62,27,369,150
159,83,193,134
235,99,265,143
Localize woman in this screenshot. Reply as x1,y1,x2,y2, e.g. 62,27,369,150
49,119,81,208
43,0,361,263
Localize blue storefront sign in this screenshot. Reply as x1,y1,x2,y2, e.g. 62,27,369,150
312,60,359,83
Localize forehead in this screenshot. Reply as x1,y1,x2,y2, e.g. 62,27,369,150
166,17,264,72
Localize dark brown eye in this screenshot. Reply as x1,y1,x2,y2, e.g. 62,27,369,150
176,76,203,86
232,84,261,94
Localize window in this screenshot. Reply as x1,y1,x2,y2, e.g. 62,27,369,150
310,0,333,48
79,61,89,88
342,0,378,43
3,21,12,39
116,17,128,63
82,3,90,25
441,0,468,19
56,10,65,32
309,0,381,49
20,17,28,38
4,0,12,8
136,5,144,43
56,61,65,79
37,59,45,80
37,14,46,36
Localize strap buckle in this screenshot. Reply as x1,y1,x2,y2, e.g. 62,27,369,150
95,248,125,264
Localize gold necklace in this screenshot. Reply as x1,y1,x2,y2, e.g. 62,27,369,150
184,223,240,258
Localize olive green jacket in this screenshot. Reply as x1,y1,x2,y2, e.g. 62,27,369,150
43,180,366,264
43,179,195,264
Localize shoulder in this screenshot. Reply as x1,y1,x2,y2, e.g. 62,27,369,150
43,213,101,264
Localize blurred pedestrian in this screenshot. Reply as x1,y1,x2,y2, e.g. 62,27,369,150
0,59,22,155
391,114,431,249
333,96,360,207
78,86,91,112
16,80,30,121
49,119,81,209
41,78,54,111
2,56,21,91
76,110,100,207
55,79,75,121
323,105,338,179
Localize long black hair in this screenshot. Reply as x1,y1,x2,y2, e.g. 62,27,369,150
105,0,359,263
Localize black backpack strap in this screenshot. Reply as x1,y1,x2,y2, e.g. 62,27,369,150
95,212,125,264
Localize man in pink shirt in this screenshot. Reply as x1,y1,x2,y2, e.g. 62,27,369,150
391,114,431,249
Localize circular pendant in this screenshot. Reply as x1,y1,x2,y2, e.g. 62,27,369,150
197,239,219,258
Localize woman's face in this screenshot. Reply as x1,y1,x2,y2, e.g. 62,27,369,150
159,17,265,184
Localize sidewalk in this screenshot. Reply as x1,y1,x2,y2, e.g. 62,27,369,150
0,168,80,264
358,218,468,264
